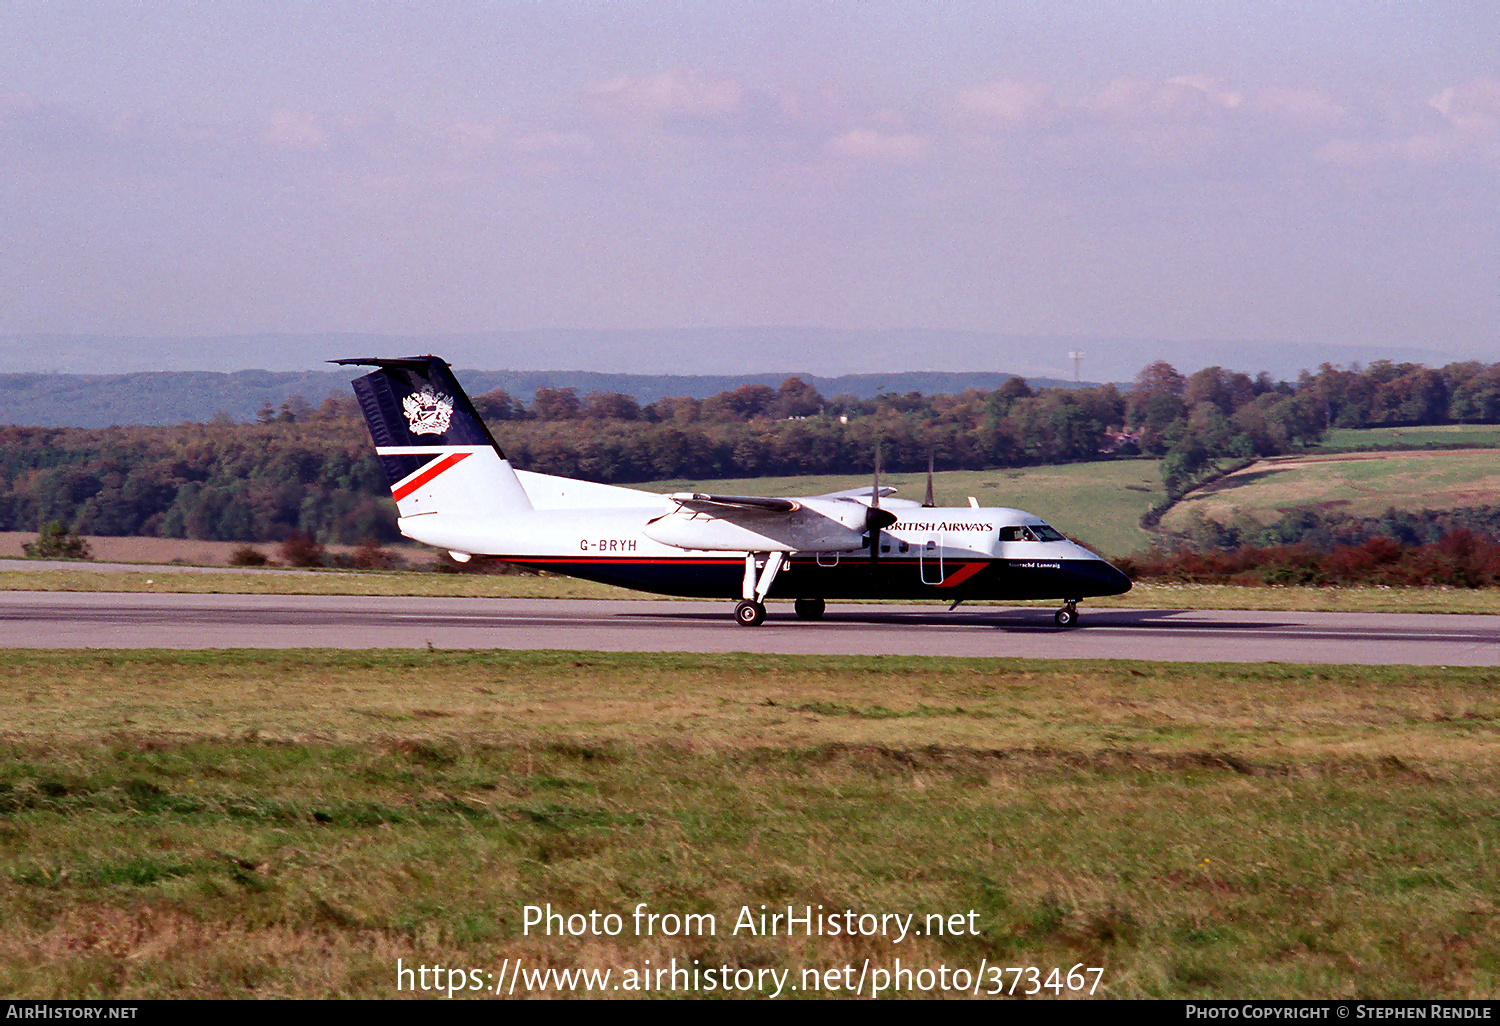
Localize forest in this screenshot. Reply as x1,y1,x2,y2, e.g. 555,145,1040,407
0,358,1497,547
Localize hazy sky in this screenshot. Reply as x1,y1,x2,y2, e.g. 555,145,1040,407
2,2,1496,374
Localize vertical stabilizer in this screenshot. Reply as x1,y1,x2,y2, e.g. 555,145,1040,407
333,356,532,518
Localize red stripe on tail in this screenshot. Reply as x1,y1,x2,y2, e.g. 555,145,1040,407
392,452,471,501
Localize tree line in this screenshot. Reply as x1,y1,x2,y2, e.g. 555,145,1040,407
1,358,1496,547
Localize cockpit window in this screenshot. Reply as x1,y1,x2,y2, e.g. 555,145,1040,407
1000,524,1066,542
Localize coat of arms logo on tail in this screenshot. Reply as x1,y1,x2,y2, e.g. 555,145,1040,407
402,387,454,435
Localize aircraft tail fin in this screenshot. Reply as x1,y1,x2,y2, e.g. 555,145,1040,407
333,355,533,518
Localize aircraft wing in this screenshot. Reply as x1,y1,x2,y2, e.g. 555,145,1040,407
810,485,897,503
646,490,895,552
664,493,800,515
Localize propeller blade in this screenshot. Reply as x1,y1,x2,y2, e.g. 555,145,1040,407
923,450,935,508
865,506,898,532
868,443,883,575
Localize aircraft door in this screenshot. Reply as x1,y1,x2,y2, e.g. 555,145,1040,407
920,536,943,585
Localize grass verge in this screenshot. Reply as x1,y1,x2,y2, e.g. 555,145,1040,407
3,568,1499,615
0,650,1496,999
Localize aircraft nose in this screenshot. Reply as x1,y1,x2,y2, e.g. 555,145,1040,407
1070,557,1132,596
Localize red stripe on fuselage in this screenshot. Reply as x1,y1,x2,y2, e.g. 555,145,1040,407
392,452,471,501
936,561,987,588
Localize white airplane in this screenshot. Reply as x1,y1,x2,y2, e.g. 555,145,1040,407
336,356,1131,627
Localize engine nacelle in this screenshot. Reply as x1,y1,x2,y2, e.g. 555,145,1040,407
643,496,875,552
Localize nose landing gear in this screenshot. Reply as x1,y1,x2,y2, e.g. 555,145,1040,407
1054,600,1080,628
735,599,767,627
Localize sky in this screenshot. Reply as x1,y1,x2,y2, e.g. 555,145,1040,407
1,1,1496,379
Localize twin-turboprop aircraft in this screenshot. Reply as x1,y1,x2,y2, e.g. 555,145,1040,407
337,356,1131,627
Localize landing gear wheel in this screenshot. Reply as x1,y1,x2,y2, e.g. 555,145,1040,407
735,600,767,627
1054,603,1079,628
794,598,826,621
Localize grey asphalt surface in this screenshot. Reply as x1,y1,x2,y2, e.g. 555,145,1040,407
1,592,1497,664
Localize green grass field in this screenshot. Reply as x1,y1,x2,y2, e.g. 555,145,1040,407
1163,449,1500,534
1,650,1495,999
1325,424,1500,450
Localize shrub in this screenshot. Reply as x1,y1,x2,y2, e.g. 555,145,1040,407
228,545,272,567
278,531,326,568
326,543,409,571
22,521,93,560
1127,531,1500,588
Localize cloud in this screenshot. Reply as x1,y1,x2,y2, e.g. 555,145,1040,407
1163,76,1243,110
1087,76,1242,120
1249,87,1346,127
0,94,144,158
953,80,1049,125
507,130,593,155
262,111,328,150
1316,76,1499,168
823,127,927,161
586,71,747,120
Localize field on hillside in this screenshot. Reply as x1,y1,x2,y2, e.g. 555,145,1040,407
1324,424,1500,449
1,650,1495,1000
1162,449,1500,534
645,461,1165,558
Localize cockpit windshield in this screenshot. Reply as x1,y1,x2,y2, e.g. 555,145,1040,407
999,523,1067,542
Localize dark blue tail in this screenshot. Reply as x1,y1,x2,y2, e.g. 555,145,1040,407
333,355,531,517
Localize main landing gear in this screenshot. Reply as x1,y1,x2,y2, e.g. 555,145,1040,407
1054,599,1080,628
731,553,828,626
794,597,825,621
734,551,785,627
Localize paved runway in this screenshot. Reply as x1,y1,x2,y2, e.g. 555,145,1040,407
1,592,1497,664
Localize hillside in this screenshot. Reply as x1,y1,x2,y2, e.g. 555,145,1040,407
1161,447,1500,535
0,368,1070,428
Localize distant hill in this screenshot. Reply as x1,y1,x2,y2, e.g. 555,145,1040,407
0,368,1079,428
1,328,1464,384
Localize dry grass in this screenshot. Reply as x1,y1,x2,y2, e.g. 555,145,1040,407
0,652,1498,999
0,567,636,599
5,566,1500,614
1,651,1495,766
0,532,430,567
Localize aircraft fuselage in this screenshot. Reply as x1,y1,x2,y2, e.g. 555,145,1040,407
396,502,1131,603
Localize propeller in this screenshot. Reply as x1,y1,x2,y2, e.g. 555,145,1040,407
866,443,897,578
923,449,935,508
